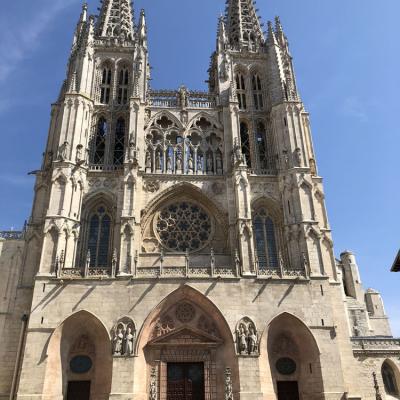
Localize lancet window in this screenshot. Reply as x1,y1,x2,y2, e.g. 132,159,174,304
236,73,247,110
117,68,129,105
86,205,112,268
113,118,126,165
253,208,279,270
92,117,108,165
252,74,264,110
100,67,112,104
382,362,399,395
145,115,223,175
240,121,252,168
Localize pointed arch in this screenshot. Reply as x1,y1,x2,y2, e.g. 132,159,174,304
43,310,112,399
382,359,400,396
147,110,184,132
134,285,239,400
259,312,324,399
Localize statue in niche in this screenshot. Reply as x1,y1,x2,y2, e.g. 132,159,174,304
233,138,243,165
188,154,194,172
128,137,138,164
216,152,223,173
237,324,248,354
282,150,289,169
176,154,183,172
125,326,135,355
155,150,162,171
236,318,259,356
113,327,124,355
58,141,69,161
197,156,203,173
179,86,188,108
309,158,317,175
166,155,172,172
247,325,258,354
295,147,302,166
206,153,213,173
76,145,84,165
145,151,152,170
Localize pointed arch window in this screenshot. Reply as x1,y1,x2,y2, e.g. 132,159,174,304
100,67,112,104
382,362,399,395
253,208,279,269
240,121,252,168
87,206,112,268
252,74,264,110
235,73,247,110
117,68,129,105
93,117,107,165
113,118,125,165
255,121,267,170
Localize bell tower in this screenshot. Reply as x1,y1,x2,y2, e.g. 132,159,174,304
209,0,336,278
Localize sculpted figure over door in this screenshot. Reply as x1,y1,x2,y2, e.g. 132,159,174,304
236,317,259,356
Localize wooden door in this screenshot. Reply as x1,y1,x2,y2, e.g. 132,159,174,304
277,381,300,400
167,363,204,400
66,381,91,400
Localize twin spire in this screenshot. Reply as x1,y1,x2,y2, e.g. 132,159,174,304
224,0,265,49
97,0,135,40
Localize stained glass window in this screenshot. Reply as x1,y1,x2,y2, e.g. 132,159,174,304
113,118,125,165
87,206,112,267
156,202,212,252
253,209,279,269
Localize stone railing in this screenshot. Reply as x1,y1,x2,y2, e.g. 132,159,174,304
351,337,400,355
248,168,278,176
89,164,124,172
0,231,24,240
148,89,217,110
255,257,307,279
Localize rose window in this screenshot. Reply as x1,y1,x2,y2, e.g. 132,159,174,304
156,202,212,252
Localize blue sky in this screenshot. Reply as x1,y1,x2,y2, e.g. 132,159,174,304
0,0,399,333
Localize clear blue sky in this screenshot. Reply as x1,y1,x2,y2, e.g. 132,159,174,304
0,0,399,333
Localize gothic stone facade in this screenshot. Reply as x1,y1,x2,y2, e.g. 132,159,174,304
0,1,399,400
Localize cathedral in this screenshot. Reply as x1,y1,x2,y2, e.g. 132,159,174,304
1,1,400,399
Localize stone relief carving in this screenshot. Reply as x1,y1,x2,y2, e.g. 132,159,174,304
236,317,259,356
252,183,278,200
211,182,224,195
225,367,234,400
175,302,196,323
143,180,160,193
149,367,158,400
88,177,118,191
152,303,222,340
112,317,136,356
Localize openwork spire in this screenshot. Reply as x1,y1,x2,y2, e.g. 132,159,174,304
225,0,264,50
97,0,135,40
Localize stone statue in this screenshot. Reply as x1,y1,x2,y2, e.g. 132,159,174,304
247,325,258,354
309,158,317,175
145,151,152,170
166,155,172,172
155,150,162,171
176,154,182,172
197,156,203,172
237,324,248,354
206,154,213,173
58,141,69,161
233,139,243,165
125,326,135,355
113,327,124,355
188,154,194,172
295,147,302,166
216,152,223,173
76,145,84,164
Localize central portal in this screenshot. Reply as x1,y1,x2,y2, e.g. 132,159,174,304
167,363,205,400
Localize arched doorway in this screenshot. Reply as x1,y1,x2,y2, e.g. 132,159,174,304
135,286,238,400
262,313,325,400
43,310,112,400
